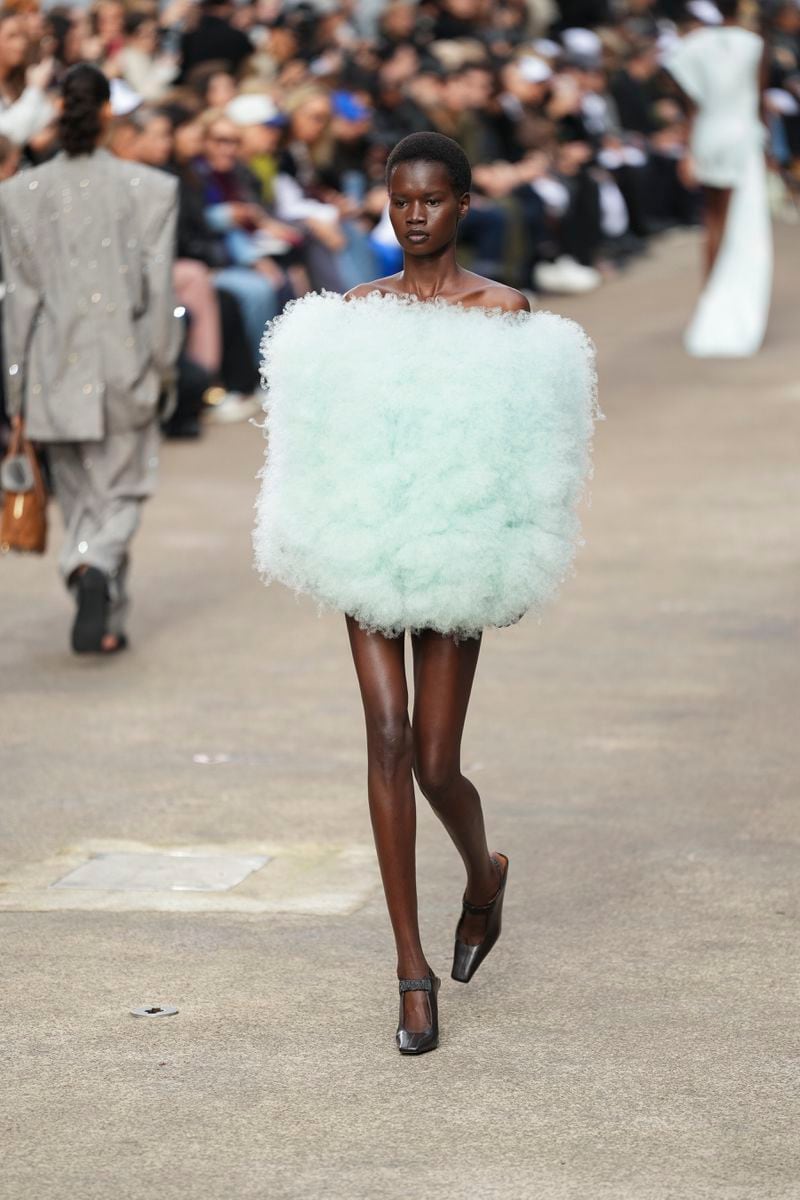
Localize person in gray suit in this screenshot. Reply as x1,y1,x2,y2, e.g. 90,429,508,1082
0,63,180,655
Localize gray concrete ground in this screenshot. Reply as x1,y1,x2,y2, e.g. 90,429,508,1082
2,227,799,1200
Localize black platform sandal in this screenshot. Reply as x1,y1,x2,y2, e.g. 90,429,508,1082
451,853,509,984
71,566,110,654
396,972,440,1056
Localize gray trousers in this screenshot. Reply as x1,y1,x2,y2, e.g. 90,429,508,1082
47,423,160,636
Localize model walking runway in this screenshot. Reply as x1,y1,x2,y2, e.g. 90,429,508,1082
667,6,773,357
255,132,597,1054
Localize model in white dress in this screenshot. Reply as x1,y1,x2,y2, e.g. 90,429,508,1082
667,21,772,357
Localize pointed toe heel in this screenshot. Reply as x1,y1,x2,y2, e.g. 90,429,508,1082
451,853,509,984
395,972,440,1055
452,939,483,983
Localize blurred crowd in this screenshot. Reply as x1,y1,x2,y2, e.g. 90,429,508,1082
0,0,799,431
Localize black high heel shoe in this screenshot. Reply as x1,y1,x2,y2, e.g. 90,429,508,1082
451,853,509,984
396,971,440,1055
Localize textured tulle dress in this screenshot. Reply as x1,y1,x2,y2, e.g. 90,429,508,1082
253,290,598,638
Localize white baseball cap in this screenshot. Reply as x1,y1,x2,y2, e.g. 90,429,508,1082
517,56,553,84
686,0,723,23
110,78,142,117
226,93,284,127
561,28,603,60
532,39,562,60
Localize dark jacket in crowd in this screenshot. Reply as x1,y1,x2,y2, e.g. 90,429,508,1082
166,162,227,267
180,13,253,78
610,70,658,136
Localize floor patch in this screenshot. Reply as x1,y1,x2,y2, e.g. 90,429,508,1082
0,839,378,916
51,851,270,893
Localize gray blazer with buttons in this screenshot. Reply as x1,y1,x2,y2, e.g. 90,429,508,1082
0,147,180,442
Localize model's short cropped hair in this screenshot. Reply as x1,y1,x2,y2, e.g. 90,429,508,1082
385,132,472,197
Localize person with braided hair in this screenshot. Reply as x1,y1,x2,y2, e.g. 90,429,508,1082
0,63,180,654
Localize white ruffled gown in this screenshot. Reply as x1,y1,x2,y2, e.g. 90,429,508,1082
667,26,772,357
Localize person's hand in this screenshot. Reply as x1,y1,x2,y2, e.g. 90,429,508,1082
305,216,346,252
259,216,304,246
473,162,517,199
311,48,343,76
515,151,549,184
278,60,307,89
363,185,387,217
26,57,55,91
329,192,361,218
547,73,581,118
229,202,262,228
159,0,192,26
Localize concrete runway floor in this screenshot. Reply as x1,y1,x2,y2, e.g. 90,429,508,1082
1,224,799,1199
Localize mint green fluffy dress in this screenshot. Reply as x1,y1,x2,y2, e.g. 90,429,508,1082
253,291,598,638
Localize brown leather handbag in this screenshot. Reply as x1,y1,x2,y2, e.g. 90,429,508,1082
0,415,47,555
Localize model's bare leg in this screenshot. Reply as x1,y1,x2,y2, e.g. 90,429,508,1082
411,629,503,944
346,616,432,1033
702,185,732,279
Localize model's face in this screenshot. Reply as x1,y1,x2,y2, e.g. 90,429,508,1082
388,160,468,256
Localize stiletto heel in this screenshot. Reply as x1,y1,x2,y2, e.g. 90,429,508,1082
451,853,509,983
396,971,440,1055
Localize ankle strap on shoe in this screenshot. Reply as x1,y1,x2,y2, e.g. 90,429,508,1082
461,895,499,915
462,856,506,914
398,977,432,993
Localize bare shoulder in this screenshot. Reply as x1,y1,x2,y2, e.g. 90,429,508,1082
343,275,402,302
452,271,531,313
477,282,531,314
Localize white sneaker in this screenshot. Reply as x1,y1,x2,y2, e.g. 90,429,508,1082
534,256,602,295
204,392,261,425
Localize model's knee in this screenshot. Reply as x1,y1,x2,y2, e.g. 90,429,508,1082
367,715,413,780
413,748,459,805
